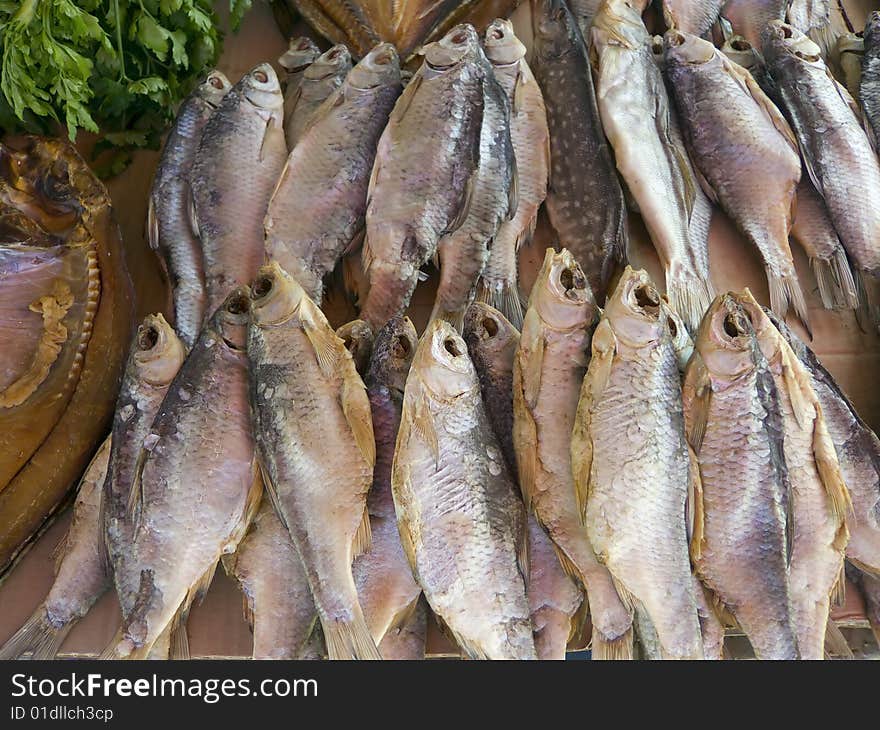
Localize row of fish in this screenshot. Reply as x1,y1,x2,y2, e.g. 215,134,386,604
4,246,877,659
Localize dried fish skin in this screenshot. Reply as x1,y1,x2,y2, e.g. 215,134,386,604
0,437,111,660
392,319,535,659
191,63,287,317
862,12,880,140
361,24,487,330
513,247,633,659
247,262,380,660
530,0,627,304
478,19,550,329
684,294,799,659
665,30,809,332
734,289,849,659
149,71,231,349
573,267,704,658
663,0,724,38
764,21,880,286
592,0,713,333
279,36,321,129
285,44,353,149
104,291,258,660
265,43,402,304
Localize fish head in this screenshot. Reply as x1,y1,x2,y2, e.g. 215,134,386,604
483,19,527,66
249,261,306,328
463,302,519,371
651,35,665,65
368,316,418,396
531,248,597,332
867,12,880,46
532,0,580,58
337,319,375,377
348,43,401,90
241,63,283,112
414,319,478,399
590,0,646,51
131,313,186,387
762,20,823,66
663,29,717,70
730,288,781,365
196,70,232,108
694,293,756,380
603,266,667,348
422,24,481,69
305,44,352,81
278,37,321,73
720,36,764,74
213,287,251,352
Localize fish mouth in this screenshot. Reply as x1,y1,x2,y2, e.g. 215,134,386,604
549,252,589,304
203,71,231,107
133,314,185,384
218,289,251,351
137,322,160,352
664,30,714,65
727,37,753,52
308,45,350,78
483,19,526,65
712,296,752,346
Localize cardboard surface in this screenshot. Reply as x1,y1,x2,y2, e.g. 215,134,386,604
1,1,878,658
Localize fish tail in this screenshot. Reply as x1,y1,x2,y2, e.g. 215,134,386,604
823,618,853,659
0,607,73,660
665,265,714,334
169,619,190,660
766,267,812,340
591,626,634,661
476,278,524,330
810,248,859,310
320,609,382,661
429,303,466,334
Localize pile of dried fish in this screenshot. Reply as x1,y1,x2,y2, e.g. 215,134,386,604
4,3,880,661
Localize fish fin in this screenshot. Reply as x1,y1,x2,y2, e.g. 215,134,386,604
147,194,161,252
507,157,519,222
301,298,343,378
777,341,813,429
188,194,201,241
566,592,590,649
824,617,853,659
0,607,73,660
408,384,440,467
809,249,860,310
549,542,581,584
342,226,365,257
691,161,719,206
169,615,191,660
256,460,290,541
352,504,372,558
686,443,706,561
342,374,376,468
591,626,634,661
447,171,475,234
228,463,264,549
125,446,150,530
512,343,540,513
811,402,853,552
682,351,712,454
512,61,526,115
665,265,714,339
321,612,382,660
724,56,799,154
831,562,847,608
260,117,286,164
391,461,420,572
766,267,812,340
519,310,544,409
654,88,696,219
572,318,615,523
389,67,423,124
451,630,490,660
418,267,431,283
188,561,219,609
516,511,530,588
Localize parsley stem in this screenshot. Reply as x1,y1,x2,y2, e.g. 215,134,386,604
113,0,127,81
13,0,36,25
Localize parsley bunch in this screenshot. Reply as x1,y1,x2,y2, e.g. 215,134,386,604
0,0,252,174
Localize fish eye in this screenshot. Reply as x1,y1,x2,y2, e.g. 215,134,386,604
444,338,462,357
253,69,269,83
559,268,573,290
328,48,342,60
227,294,250,315
451,31,468,44
781,24,794,39
296,39,312,50
667,317,677,339
138,325,159,351
208,74,225,89
252,275,273,299
482,317,498,337
490,28,504,41
393,335,412,359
